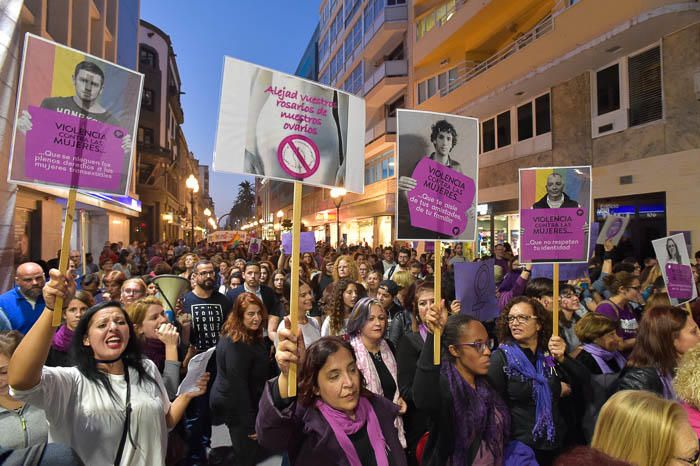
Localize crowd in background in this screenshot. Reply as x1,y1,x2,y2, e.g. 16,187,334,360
1,235,700,465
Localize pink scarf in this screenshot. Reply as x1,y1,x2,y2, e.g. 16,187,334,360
315,396,389,466
350,335,406,448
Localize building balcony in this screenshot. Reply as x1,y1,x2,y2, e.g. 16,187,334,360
416,0,700,118
363,59,408,107
365,116,397,146
363,5,408,63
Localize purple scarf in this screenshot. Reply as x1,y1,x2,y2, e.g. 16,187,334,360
582,343,626,374
315,396,388,466
499,343,556,442
51,325,74,353
418,323,428,342
442,362,510,465
142,338,166,372
658,369,677,400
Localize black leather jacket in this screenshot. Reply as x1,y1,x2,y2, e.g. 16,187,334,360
616,367,664,396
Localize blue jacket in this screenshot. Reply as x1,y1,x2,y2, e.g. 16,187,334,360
0,287,46,334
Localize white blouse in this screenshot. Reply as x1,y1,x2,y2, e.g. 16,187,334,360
11,359,171,466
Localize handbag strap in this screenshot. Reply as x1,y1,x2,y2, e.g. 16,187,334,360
114,368,132,466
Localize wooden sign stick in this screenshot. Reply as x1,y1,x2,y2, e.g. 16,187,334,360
52,188,77,327
287,181,303,397
434,241,442,365
552,263,560,337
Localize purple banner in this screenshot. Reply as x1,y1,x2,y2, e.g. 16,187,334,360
666,263,694,300
23,106,127,193
281,231,316,253
454,259,500,322
521,208,588,263
407,158,475,237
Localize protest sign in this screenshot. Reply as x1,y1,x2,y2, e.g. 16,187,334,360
282,231,315,254
597,215,629,246
396,109,478,241
454,259,499,322
213,57,365,192
249,238,262,255
519,166,592,263
652,233,697,305
9,34,142,195
209,230,246,243
532,223,599,280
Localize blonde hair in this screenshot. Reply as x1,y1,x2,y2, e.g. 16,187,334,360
674,344,700,409
126,296,163,327
641,263,662,290
391,270,414,289
644,291,671,313
592,390,688,466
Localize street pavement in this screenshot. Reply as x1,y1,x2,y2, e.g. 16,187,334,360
211,424,283,466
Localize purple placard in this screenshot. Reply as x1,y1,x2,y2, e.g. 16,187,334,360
665,263,694,300
406,158,475,237
424,241,434,253
531,222,598,279
521,208,588,262
23,106,127,193
281,231,316,253
454,259,499,322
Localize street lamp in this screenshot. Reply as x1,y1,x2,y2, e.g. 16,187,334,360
330,188,347,249
185,174,199,249
203,207,211,217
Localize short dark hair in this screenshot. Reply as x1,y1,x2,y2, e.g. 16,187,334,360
442,314,477,363
298,337,370,407
346,297,383,336
695,250,700,260
74,61,105,85
398,248,410,257
430,120,458,149
524,277,554,299
244,261,261,272
193,260,213,272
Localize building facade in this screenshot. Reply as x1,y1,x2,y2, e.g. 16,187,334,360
0,0,141,291
134,20,212,245
412,0,700,258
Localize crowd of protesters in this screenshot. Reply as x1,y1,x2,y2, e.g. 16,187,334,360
1,235,700,465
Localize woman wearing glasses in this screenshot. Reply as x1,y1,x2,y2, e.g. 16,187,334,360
413,306,510,465
488,296,587,465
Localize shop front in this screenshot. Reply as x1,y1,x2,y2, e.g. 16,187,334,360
476,199,520,257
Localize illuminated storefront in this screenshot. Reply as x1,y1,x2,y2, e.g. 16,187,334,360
476,199,521,257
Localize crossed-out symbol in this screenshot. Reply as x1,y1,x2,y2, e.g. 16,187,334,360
277,134,320,179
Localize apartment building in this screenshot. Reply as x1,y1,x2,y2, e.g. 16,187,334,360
0,0,141,289
412,0,700,259
134,20,212,244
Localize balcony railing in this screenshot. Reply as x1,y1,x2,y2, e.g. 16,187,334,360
439,13,554,97
363,59,408,95
364,4,408,47
365,116,397,145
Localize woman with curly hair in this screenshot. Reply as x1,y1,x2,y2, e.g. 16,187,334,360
673,344,700,437
177,253,199,281
332,255,360,283
488,296,588,465
321,278,362,337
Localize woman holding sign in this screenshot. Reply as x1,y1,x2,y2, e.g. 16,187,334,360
8,270,209,466
488,296,587,465
257,332,407,465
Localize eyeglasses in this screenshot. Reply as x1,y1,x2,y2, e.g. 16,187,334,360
198,271,216,277
674,450,700,465
452,339,495,354
507,315,538,325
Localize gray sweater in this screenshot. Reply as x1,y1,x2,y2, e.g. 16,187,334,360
0,403,48,449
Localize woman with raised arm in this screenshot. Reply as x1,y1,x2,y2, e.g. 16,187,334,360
414,305,511,466
256,328,407,465
8,269,209,466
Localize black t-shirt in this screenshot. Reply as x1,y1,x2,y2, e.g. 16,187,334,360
370,351,397,401
183,290,232,351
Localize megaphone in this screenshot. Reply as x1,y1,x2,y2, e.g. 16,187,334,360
152,275,191,322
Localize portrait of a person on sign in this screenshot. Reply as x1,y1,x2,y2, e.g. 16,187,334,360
532,172,580,209
16,60,131,155
666,238,685,265
397,116,477,241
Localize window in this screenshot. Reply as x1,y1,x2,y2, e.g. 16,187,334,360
139,127,154,145
416,0,457,40
596,64,620,116
416,66,459,103
628,46,662,126
364,0,383,33
142,88,154,111
387,0,406,4
497,111,511,148
386,95,404,117
482,119,495,152
345,0,360,27
535,94,551,135
343,63,363,95
517,102,533,141
344,20,362,60
417,82,427,104
365,150,395,186
319,33,330,64
139,47,157,68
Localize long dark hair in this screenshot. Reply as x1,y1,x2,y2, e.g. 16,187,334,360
627,305,688,375
71,301,157,402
